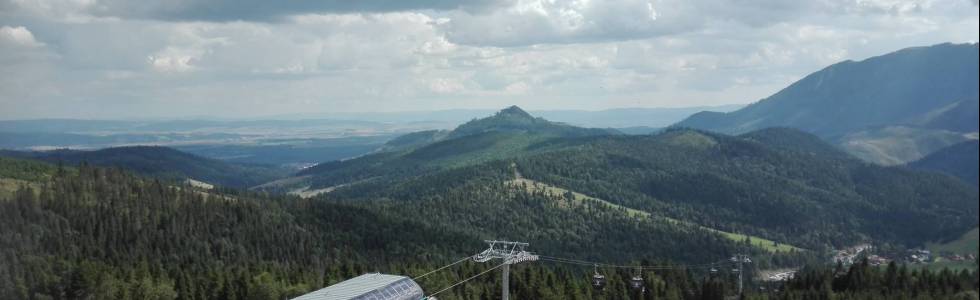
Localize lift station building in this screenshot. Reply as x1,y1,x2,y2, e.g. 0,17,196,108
291,273,425,300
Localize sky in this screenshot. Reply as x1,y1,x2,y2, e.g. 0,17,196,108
0,0,978,120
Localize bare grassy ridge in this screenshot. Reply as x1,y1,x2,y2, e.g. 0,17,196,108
505,177,803,253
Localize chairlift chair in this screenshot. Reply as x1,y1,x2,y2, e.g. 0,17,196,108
591,264,606,290
630,266,644,290
630,275,644,290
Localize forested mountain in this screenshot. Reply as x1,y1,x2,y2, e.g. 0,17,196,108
675,43,979,165
375,129,450,152
0,146,288,188
374,106,615,152
287,107,978,251
448,106,618,139
259,106,617,193
909,140,979,186
738,127,850,158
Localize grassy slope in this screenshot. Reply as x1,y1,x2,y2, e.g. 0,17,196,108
0,156,62,199
837,126,972,165
917,227,979,271
0,178,38,199
928,227,979,255
505,176,804,253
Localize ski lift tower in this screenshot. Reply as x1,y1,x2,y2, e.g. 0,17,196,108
473,240,538,300
731,254,752,295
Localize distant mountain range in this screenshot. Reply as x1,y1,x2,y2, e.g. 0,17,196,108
0,105,740,167
675,43,979,165
246,105,744,129
0,146,288,188
0,105,740,138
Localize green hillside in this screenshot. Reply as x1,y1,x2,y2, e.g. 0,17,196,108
738,127,850,158
509,128,978,248
507,176,802,253
294,108,978,251
376,129,450,152
0,156,62,199
928,228,980,256
266,106,612,193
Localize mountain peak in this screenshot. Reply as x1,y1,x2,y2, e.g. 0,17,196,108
496,105,533,119
447,105,614,139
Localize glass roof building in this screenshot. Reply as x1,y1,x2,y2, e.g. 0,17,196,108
291,273,425,300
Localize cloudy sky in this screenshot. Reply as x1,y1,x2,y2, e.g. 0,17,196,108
1,0,977,119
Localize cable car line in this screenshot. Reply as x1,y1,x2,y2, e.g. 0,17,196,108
539,256,727,270
424,261,509,299
413,254,477,280
414,241,752,298
537,255,731,270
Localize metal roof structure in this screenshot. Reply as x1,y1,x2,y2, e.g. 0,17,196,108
291,273,424,300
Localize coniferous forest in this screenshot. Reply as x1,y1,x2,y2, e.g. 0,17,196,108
2,154,978,299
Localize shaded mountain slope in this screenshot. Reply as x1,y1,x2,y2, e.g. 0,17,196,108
909,140,979,186
676,43,978,136
675,43,979,164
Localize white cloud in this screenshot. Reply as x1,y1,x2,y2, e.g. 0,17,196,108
429,77,466,94
148,52,197,72
441,0,673,46
0,0,977,118
0,25,43,47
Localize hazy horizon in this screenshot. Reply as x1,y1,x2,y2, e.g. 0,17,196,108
0,103,745,122
2,0,978,119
